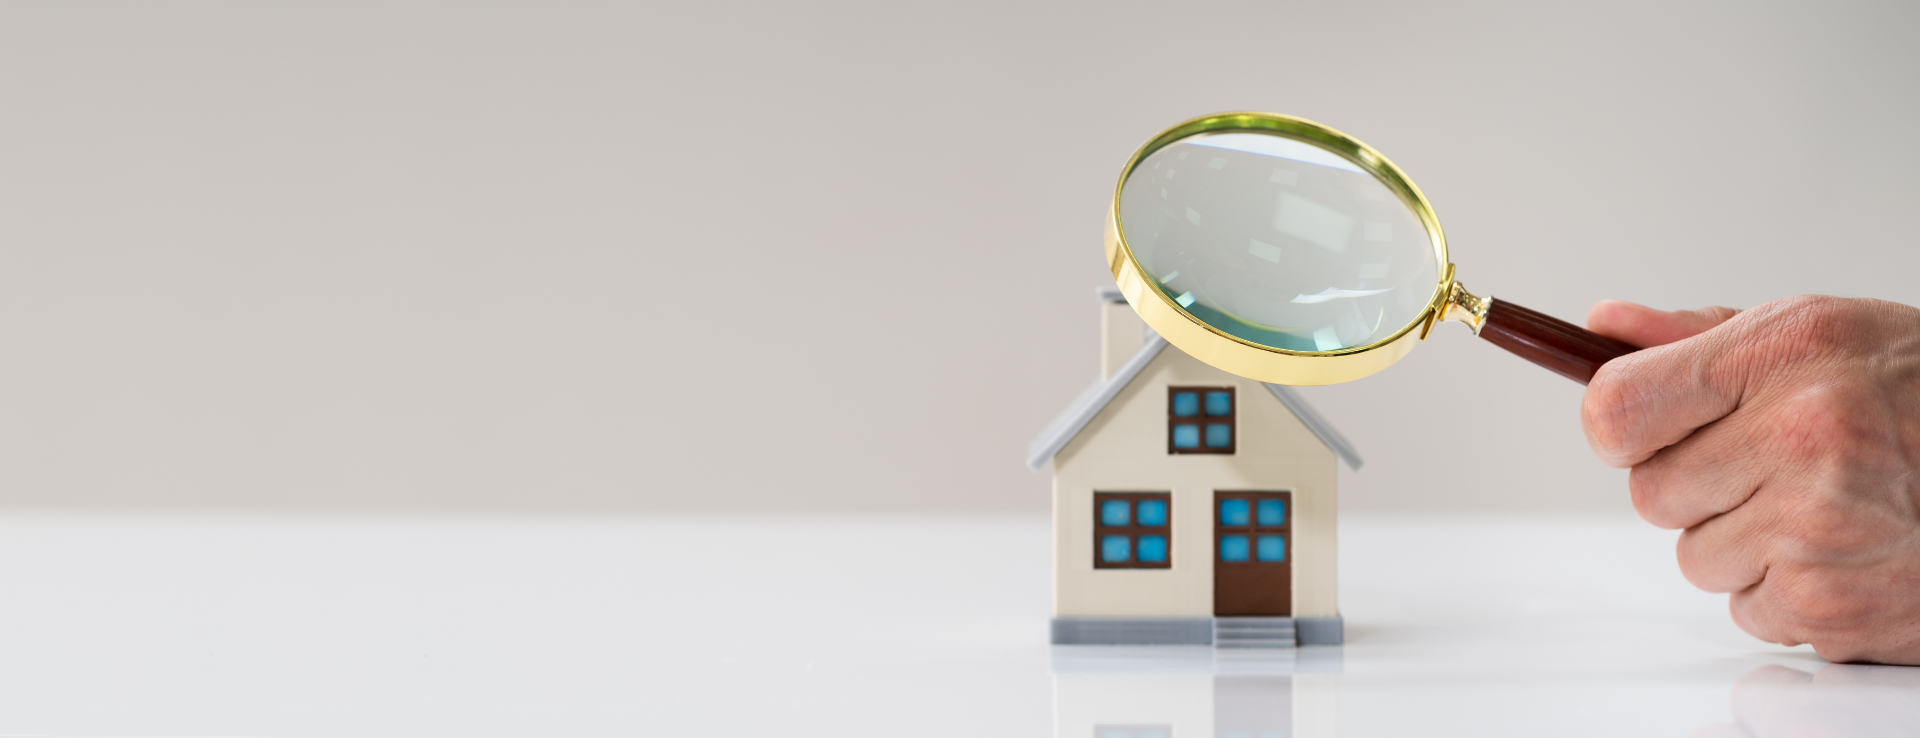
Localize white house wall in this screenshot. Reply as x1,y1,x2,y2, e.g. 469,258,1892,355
1052,347,1339,618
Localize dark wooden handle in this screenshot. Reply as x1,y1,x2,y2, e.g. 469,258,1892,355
1480,299,1637,384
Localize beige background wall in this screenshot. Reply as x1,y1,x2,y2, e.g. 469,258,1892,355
0,1,1915,512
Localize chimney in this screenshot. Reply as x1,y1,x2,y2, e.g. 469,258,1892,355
1099,286,1149,381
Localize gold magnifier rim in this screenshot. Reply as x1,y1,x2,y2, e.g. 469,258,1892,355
1106,111,1453,386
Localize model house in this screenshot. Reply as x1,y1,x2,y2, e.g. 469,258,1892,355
1028,288,1362,647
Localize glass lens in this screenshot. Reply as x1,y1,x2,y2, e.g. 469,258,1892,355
1117,131,1440,352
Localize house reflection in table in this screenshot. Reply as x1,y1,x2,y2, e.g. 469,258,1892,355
1053,646,1340,738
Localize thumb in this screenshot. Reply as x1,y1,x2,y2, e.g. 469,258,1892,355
1587,300,1740,349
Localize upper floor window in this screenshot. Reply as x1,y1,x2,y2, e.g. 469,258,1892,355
1169,386,1234,454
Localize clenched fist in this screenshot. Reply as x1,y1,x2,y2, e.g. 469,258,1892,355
1582,295,1920,664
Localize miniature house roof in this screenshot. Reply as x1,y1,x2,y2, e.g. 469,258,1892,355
1025,290,1365,473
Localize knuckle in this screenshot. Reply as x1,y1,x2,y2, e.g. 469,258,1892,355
1776,293,1850,321
1767,569,1877,633
1748,295,1857,359
1783,499,1865,557
1809,638,1877,664
1729,594,1782,644
1627,464,1685,529
1699,305,1742,325
1674,528,1743,591
1773,483,1895,564
1771,388,1870,462
1673,535,1716,588
1675,523,1761,593
1581,370,1644,462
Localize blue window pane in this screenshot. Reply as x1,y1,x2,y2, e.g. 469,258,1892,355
1137,499,1168,527
1205,423,1232,448
1100,499,1130,527
1172,424,1200,448
1101,535,1131,563
1171,392,1200,417
1205,391,1232,416
1137,535,1168,562
1220,499,1249,526
1256,535,1286,561
1257,499,1285,526
1220,535,1250,562
1251,534,1282,561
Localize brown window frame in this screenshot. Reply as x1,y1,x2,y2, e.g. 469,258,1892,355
1168,385,1235,455
1093,492,1173,569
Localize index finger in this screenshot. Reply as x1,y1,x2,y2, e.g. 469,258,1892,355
1581,318,1750,468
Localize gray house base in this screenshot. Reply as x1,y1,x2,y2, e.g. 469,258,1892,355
1052,617,1212,645
1051,616,1343,647
1293,615,1343,645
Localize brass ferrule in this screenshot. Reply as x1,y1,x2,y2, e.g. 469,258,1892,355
1442,281,1492,336
1419,264,1492,340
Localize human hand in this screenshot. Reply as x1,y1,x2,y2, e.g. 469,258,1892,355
1581,295,1920,664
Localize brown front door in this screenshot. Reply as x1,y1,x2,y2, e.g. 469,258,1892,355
1213,491,1292,616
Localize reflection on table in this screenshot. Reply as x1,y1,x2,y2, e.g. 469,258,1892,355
1053,646,1342,738
1694,663,1920,738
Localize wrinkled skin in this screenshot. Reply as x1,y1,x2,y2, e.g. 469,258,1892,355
1582,295,1920,664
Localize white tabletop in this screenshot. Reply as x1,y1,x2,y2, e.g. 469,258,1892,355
0,512,1910,736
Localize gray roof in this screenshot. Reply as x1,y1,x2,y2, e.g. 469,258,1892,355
1024,307,1364,473
1025,332,1171,472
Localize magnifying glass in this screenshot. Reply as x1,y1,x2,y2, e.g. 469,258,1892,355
1107,111,1636,386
